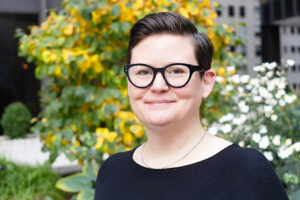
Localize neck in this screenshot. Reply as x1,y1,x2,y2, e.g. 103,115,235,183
144,117,205,157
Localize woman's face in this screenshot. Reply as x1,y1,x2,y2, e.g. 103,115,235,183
128,34,214,128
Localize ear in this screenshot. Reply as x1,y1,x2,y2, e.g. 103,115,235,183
201,69,215,99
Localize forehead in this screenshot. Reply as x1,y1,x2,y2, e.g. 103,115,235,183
131,34,196,65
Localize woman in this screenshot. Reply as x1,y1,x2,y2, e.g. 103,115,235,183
94,12,288,200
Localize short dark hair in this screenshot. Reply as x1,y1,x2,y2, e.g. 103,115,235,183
127,12,214,73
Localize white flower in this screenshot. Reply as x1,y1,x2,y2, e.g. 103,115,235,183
225,84,234,91
253,95,262,102
102,153,110,160
253,65,261,72
264,151,274,161
259,87,269,98
238,141,245,147
267,84,275,91
222,124,232,133
287,59,295,66
219,113,234,123
292,142,300,152
271,114,278,121
285,95,297,104
208,126,218,135
266,62,277,70
240,75,250,83
259,125,268,134
232,74,240,84
279,99,286,106
285,138,292,146
272,135,281,145
278,146,293,159
215,76,224,83
259,136,269,149
238,101,249,113
263,105,273,113
232,114,247,125
252,133,261,143
237,86,244,93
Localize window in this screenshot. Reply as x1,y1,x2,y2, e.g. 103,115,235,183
292,65,296,72
282,26,286,34
298,65,300,71
254,6,260,20
298,46,300,53
229,5,235,17
240,6,245,17
283,46,287,54
241,45,247,56
216,5,222,16
293,83,297,89
229,46,236,52
255,45,261,56
298,27,300,34
254,25,261,36
291,26,294,34
291,46,295,53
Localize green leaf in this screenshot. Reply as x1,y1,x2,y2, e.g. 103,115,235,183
111,5,120,17
97,1,107,9
110,22,119,33
121,22,131,32
125,2,133,8
202,8,210,17
35,66,47,79
56,174,92,192
82,162,97,181
81,8,91,21
103,104,118,117
77,188,94,200
65,37,75,48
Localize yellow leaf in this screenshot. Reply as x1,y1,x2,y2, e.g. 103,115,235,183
107,131,117,143
123,132,133,146
95,137,104,149
54,67,62,77
64,24,74,35
178,7,189,18
217,66,225,77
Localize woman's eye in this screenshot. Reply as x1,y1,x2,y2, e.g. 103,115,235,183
171,68,184,74
137,70,151,75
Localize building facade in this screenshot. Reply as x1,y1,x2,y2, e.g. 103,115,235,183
0,0,61,134
212,0,262,75
261,0,300,92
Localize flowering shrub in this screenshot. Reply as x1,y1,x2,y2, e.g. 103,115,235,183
207,61,300,195
17,0,241,165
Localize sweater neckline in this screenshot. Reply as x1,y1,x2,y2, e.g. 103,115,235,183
129,143,238,172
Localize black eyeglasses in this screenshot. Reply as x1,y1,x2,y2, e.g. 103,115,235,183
124,63,205,88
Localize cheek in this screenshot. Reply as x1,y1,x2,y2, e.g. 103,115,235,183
128,84,144,101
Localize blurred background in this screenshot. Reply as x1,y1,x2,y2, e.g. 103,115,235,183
0,0,299,199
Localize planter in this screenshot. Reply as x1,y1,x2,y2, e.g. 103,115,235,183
0,136,78,173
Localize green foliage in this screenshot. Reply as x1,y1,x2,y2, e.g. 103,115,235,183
0,102,32,138
56,162,97,200
0,157,66,200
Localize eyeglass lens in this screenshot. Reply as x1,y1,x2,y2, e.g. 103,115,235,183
128,64,191,87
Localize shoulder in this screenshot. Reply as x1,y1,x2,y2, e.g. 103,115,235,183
220,144,273,173
100,149,134,171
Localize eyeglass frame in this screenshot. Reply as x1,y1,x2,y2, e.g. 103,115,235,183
124,63,206,88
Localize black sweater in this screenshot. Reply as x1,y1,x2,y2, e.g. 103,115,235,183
94,144,289,200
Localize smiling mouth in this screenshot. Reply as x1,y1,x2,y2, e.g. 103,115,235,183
144,100,176,104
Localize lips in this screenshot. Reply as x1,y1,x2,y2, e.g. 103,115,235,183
144,100,176,104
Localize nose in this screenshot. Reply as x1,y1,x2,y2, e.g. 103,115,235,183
150,72,169,92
